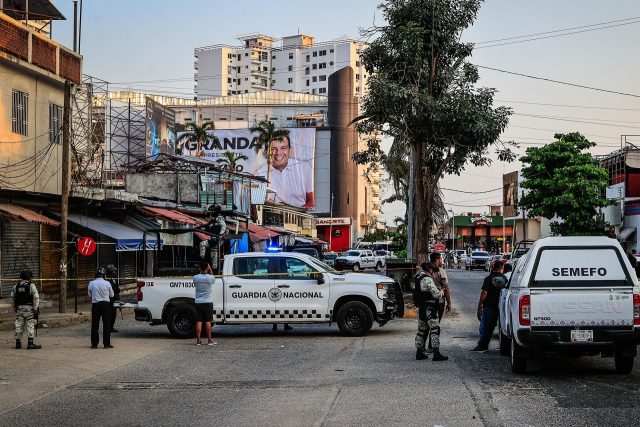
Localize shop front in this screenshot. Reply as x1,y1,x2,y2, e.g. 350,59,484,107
316,217,352,253
445,214,514,254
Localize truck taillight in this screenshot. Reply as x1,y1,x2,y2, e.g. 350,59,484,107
136,281,145,302
519,295,531,326
634,294,640,326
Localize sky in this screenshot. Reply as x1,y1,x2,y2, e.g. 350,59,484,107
50,0,640,222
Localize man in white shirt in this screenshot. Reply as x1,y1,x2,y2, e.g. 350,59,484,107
88,267,114,349
255,136,315,209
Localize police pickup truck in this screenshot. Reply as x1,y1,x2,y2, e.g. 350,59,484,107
334,249,386,272
498,236,640,374
132,252,401,338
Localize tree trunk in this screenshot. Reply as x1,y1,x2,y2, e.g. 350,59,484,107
411,141,431,264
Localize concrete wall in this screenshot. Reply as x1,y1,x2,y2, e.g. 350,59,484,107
0,61,64,195
125,173,199,204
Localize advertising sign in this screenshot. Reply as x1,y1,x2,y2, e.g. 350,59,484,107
178,128,316,209
77,236,96,257
316,217,351,226
146,97,176,158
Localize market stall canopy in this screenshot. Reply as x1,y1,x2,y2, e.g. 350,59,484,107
248,223,280,243
0,204,60,227
66,214,160,251
136,205,206,226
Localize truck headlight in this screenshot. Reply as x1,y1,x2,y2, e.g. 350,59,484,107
376,282,392,299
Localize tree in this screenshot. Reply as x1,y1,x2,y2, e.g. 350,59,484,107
518,132,611,236
216,151,248,172
176,121,220,157
249,119,290,183
354,0,514,262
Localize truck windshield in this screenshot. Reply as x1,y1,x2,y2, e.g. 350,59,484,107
473,251,489,257
346,251,361,257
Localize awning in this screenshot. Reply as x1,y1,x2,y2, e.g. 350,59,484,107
136,205,206,226
248,223,280,243
66,214,160,251
0,204,60,227
617,227,637,243
264,225,294,234
295,236,315,244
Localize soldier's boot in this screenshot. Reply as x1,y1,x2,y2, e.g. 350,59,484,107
432,349,448,362
15,339,21,349
27,338,41,350
416,349,428,360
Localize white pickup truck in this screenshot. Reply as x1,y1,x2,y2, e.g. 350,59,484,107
498,236,640,374
334,249,386,272
131,252,402,338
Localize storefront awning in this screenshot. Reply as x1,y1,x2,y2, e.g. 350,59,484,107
617,227,637,243
66,214,160,251
0,204,60,227
136,205,206,226
248,224,280,243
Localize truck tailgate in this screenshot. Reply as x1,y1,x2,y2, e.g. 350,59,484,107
530,289,634,327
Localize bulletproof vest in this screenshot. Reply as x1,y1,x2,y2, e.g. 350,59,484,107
14,282,33,308
412,272,438,305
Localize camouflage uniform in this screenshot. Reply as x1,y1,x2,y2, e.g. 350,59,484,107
11,281,40,340
415,275,444,352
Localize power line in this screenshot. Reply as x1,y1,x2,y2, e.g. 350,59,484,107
477,65,640,98
444,200,502,208
514,113,640,130
496,99,640,112
441,186,502,194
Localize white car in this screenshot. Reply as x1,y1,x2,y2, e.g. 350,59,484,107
498,236,640,374
334,249,385,272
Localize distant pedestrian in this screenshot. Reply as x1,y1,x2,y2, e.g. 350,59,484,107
472,260,508,352
88,267,114,349
11,269,41,349
193,261,216,345
106,265,121,333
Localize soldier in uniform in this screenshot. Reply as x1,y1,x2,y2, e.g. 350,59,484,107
413,263,448,361
11,269,41,349
106,265,121,333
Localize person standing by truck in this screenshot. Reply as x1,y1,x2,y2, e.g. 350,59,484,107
106,265,121,333
471,260,507,352
193,261,216,346
88,268,114,349
413,262,448,361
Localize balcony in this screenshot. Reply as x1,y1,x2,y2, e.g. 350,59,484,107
0,13,82,84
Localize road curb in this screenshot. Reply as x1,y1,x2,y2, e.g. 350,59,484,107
0,313,91,332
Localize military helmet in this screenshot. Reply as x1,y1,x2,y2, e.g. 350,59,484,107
105,264,117,275
95,267,107,278
20,269,33,280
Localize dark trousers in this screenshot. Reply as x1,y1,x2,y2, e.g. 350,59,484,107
477,306,499,348
110,299,118,330
91,301,111,347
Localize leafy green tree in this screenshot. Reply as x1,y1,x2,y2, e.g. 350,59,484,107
249,119,290,183
176,121,220,157
519,132,611,236
354,0,514,261
216,151,248,171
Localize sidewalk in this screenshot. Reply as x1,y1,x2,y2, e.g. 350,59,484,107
0,300,92,331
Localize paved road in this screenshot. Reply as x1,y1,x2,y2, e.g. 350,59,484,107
0,269,638,426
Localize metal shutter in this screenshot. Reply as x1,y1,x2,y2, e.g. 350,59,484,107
1,220,41,297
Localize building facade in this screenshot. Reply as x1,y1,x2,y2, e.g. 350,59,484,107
194,34,368,99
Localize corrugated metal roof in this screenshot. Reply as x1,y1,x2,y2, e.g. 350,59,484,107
0,204,60,227
136,205,206,226
248,223,280,243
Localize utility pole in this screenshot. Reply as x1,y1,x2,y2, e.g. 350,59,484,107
329,193,334,251
60,80,71,313
407,161,415,258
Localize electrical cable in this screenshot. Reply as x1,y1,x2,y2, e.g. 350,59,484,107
441,186,502,194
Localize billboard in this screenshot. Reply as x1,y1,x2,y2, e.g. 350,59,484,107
178,128,316,210
146,97,176,158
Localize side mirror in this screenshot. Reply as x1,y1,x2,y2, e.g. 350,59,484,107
312,272,325,284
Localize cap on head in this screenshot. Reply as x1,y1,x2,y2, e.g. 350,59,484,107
20,269,33,280
95,267,106,278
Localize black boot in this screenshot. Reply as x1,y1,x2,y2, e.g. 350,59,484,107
432,349,448,361
27,338,41,350
416,349,428,360
15,339,21,349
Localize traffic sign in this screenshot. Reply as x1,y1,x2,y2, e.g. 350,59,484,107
77,236,96,256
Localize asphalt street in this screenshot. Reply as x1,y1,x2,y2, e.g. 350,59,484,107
0,269,638,426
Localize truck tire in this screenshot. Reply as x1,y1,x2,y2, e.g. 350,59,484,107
336,301,373,336
499,324,511,356
352,263,361,272
375,262,382,272
510,337,527,374
615,353,634,374
166,304,197,339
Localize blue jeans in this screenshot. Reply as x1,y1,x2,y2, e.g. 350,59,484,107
477,306,499,349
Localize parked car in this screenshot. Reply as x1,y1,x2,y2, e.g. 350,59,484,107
465,251,491,270
334,249,386,272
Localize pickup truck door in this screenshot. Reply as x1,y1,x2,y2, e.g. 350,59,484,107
361,251,374,268
273,256,330,322
224,255,276,323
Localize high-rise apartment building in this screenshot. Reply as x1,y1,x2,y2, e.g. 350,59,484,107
194,34,368,99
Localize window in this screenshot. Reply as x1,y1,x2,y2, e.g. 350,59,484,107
355,74,360,81
272,67,276,72
330,48,334,53
355,86,360,93
306,79,309,86
227,78,232,83
233,257,272,280
218,117,227,121
319,75,326,81
312,64,317,70
356,61,360,67
49,103,62,143
288,65,293,72
289,52,294,59
305,67,310,75
236,117,244,121
261,78,267,86
312,76,317,82
319,50,326,56
12,90,28,136
319,62,326,69
286,117,293,120
313,51,317,57
281,257,318,280
318,87,327,94
329,61,334,66
245,65,248,69
312,89,316,94
245,77,248,81
287,77,293,84
272,79,276,85
272,55,276,59
261,52,268,61
244,90,248,93
306,54,310,62
263,66,268,71
245,52,249,57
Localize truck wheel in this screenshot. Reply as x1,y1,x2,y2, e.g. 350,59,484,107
336,301,373,336
499,325,511,356
375,262,382,272
352,263,361,272
615,353,635,374
510,337,527,374
166,304,197,339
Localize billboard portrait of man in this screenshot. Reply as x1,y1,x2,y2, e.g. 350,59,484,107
255,134,315,209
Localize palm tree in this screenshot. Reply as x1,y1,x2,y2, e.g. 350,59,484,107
175,121,220,157
249,119,290,182
216,151,248,172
